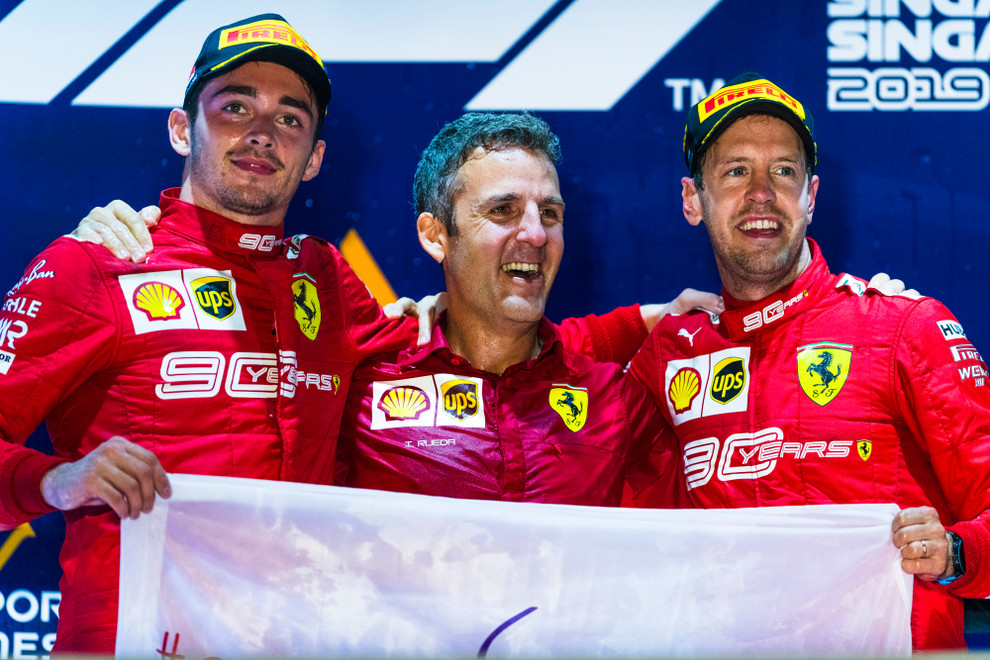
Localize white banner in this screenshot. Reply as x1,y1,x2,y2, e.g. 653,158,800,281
117,474,912,658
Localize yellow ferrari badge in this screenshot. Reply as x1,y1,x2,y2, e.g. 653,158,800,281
856,440,872,461
549,384,588,432
292,274,321,340
796,342,851,406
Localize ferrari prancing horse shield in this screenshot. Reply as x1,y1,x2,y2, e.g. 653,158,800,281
797,342,852,406
549,384,588,432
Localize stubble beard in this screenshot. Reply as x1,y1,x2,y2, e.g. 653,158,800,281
701,201,802,291
189,137,284,217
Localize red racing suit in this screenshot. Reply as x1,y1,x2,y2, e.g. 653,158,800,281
0,189,414,652
337,317,683,506
629,239,990,650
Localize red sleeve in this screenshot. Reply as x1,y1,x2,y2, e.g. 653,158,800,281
627,324,668,409
621,373,689,509
0,239,117,528
892,299,990,597
555,304,648,364
330,246,417,360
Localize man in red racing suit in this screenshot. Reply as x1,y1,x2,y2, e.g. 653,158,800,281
0,13,424,652
0,189,416,650
631,240,990,648
630,73,990,650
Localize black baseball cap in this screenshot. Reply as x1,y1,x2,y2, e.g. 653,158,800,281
683,73,816,177
184,13,332,117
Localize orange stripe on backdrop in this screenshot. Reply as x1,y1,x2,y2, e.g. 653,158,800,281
0,523,35,573
338,229,398,306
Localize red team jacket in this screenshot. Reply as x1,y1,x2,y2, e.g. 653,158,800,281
336,317,679,506
630,239,990,650
0,190,414,651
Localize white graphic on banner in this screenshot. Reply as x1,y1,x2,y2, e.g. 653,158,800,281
117,475,911,658
827,0,990,111
0,0,159,104
0,0,722,111
466,0,723,111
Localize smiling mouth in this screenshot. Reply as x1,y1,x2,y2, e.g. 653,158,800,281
502,262,541,280
738,218,781,236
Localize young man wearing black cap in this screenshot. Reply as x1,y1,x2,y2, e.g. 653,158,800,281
629,74,990,650
0,14,414,652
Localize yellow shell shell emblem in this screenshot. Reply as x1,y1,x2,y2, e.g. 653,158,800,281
292,276,321,340
378,385,430,421
549,384,588,432
668,367,701,414
797,342,852,406
133,282,185,320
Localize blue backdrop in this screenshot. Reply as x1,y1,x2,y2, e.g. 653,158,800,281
1,0,988,652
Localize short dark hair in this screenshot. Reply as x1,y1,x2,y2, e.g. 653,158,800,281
413,112,561,235
181,68,326,146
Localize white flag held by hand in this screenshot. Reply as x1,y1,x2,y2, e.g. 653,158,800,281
116,474,911,658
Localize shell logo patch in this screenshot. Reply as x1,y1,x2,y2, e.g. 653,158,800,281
669,368,701,414
797,342,852,406
292,274,321,340
857,440,872,461
191,276,235,320
441,380,479,420
664,347,750,425
549,384,588,432
378,385,430,422
119,269,245,334
133,282,185,320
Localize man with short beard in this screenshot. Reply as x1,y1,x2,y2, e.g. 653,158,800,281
0,14,416,652
629,73,990,650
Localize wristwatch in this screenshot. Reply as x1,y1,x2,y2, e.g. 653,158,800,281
936,531,966,586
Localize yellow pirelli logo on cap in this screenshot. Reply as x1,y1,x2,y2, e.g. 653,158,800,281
219,19,322,66
698,79,805,123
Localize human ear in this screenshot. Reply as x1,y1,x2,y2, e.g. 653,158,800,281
806,174,820,220
417,212,446,264
681,177,703,226
168,109,191,157
302,140,326,182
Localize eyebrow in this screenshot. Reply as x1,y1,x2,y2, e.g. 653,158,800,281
482,193,565,207
208,85,314,119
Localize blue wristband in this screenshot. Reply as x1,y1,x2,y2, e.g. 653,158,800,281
936,532,965,586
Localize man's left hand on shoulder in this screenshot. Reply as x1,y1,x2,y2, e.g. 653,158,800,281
868,272,921,299
639,288,724,332
384,292,447,345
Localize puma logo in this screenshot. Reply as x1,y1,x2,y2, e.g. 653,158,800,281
678,327,701,347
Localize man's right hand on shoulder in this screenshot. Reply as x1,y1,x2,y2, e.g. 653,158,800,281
70,200,161,263
40,436,171,520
